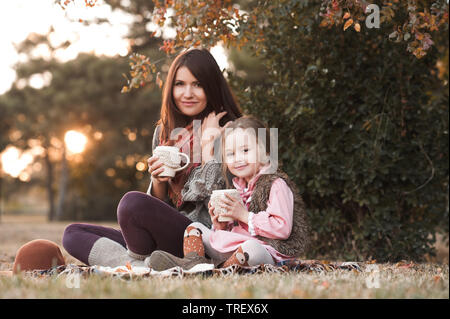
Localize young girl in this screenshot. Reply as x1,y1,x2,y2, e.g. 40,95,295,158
146,116,309,270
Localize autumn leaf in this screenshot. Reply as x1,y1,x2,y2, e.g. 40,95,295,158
160,40,175,54
344,19,353,31
126,262,132,271
363,120,372,131
234,8,240,18
156,72,163,89
354,23,361,32
115,268,127,273
319,19,329,27
433,275,442,283
343,12,351,19
395,261,415,268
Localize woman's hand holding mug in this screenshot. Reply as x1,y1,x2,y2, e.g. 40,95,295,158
148,146,190,183
147,155,171,184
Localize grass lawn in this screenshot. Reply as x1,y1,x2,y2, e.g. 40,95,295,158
0,214,448,299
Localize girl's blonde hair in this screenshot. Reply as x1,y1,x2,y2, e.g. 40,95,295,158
221,116,272,188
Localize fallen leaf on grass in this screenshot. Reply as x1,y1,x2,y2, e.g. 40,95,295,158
399,264,415,269
115,268,128,273
321,281,330,289
292,288,305,297
239,290,252,298
433,275,442,283
395,261,415,269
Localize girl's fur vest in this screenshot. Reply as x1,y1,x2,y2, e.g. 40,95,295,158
248,170,309,257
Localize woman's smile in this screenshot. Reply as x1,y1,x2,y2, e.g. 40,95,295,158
180,100,200,106
173,66,207,117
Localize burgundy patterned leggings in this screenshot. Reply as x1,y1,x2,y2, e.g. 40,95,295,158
62,191,191,265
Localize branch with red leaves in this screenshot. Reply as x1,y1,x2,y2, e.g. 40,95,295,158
57,0,448,91
319,0,449,58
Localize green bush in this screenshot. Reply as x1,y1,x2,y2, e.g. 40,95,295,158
229,0,449,261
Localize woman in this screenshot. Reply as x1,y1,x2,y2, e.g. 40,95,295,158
62,48,242,267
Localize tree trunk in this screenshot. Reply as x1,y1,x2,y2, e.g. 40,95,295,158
45,148,56,222
56,145,68,221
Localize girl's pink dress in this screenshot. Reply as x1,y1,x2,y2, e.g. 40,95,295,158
209,166,295,262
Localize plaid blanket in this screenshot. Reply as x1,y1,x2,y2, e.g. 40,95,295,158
26,259,362,280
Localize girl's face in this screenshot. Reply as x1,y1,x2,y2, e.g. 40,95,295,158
224,128,265,182
172,66,207,117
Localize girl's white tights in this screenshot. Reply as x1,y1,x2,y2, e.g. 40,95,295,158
187,222,275,267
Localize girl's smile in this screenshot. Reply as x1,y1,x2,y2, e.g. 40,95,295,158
225,128,263,182
233,163,249,170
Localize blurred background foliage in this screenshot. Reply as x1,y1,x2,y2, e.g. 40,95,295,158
0,0,448,262
0,8,164,221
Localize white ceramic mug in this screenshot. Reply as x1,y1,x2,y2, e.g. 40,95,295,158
153,146,190,177
209,189,243,222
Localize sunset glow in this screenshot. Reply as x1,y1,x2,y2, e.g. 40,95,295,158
64,130,87,154
0,146,33,178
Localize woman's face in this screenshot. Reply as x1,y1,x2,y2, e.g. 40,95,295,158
172,66,207,117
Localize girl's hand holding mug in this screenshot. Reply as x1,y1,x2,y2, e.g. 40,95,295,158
208,202,229,231
147,155,171,184
219,193,249,224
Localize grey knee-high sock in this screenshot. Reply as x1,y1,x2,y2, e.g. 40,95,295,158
87,237,147,267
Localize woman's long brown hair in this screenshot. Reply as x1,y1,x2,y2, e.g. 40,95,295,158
157,48,242,144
